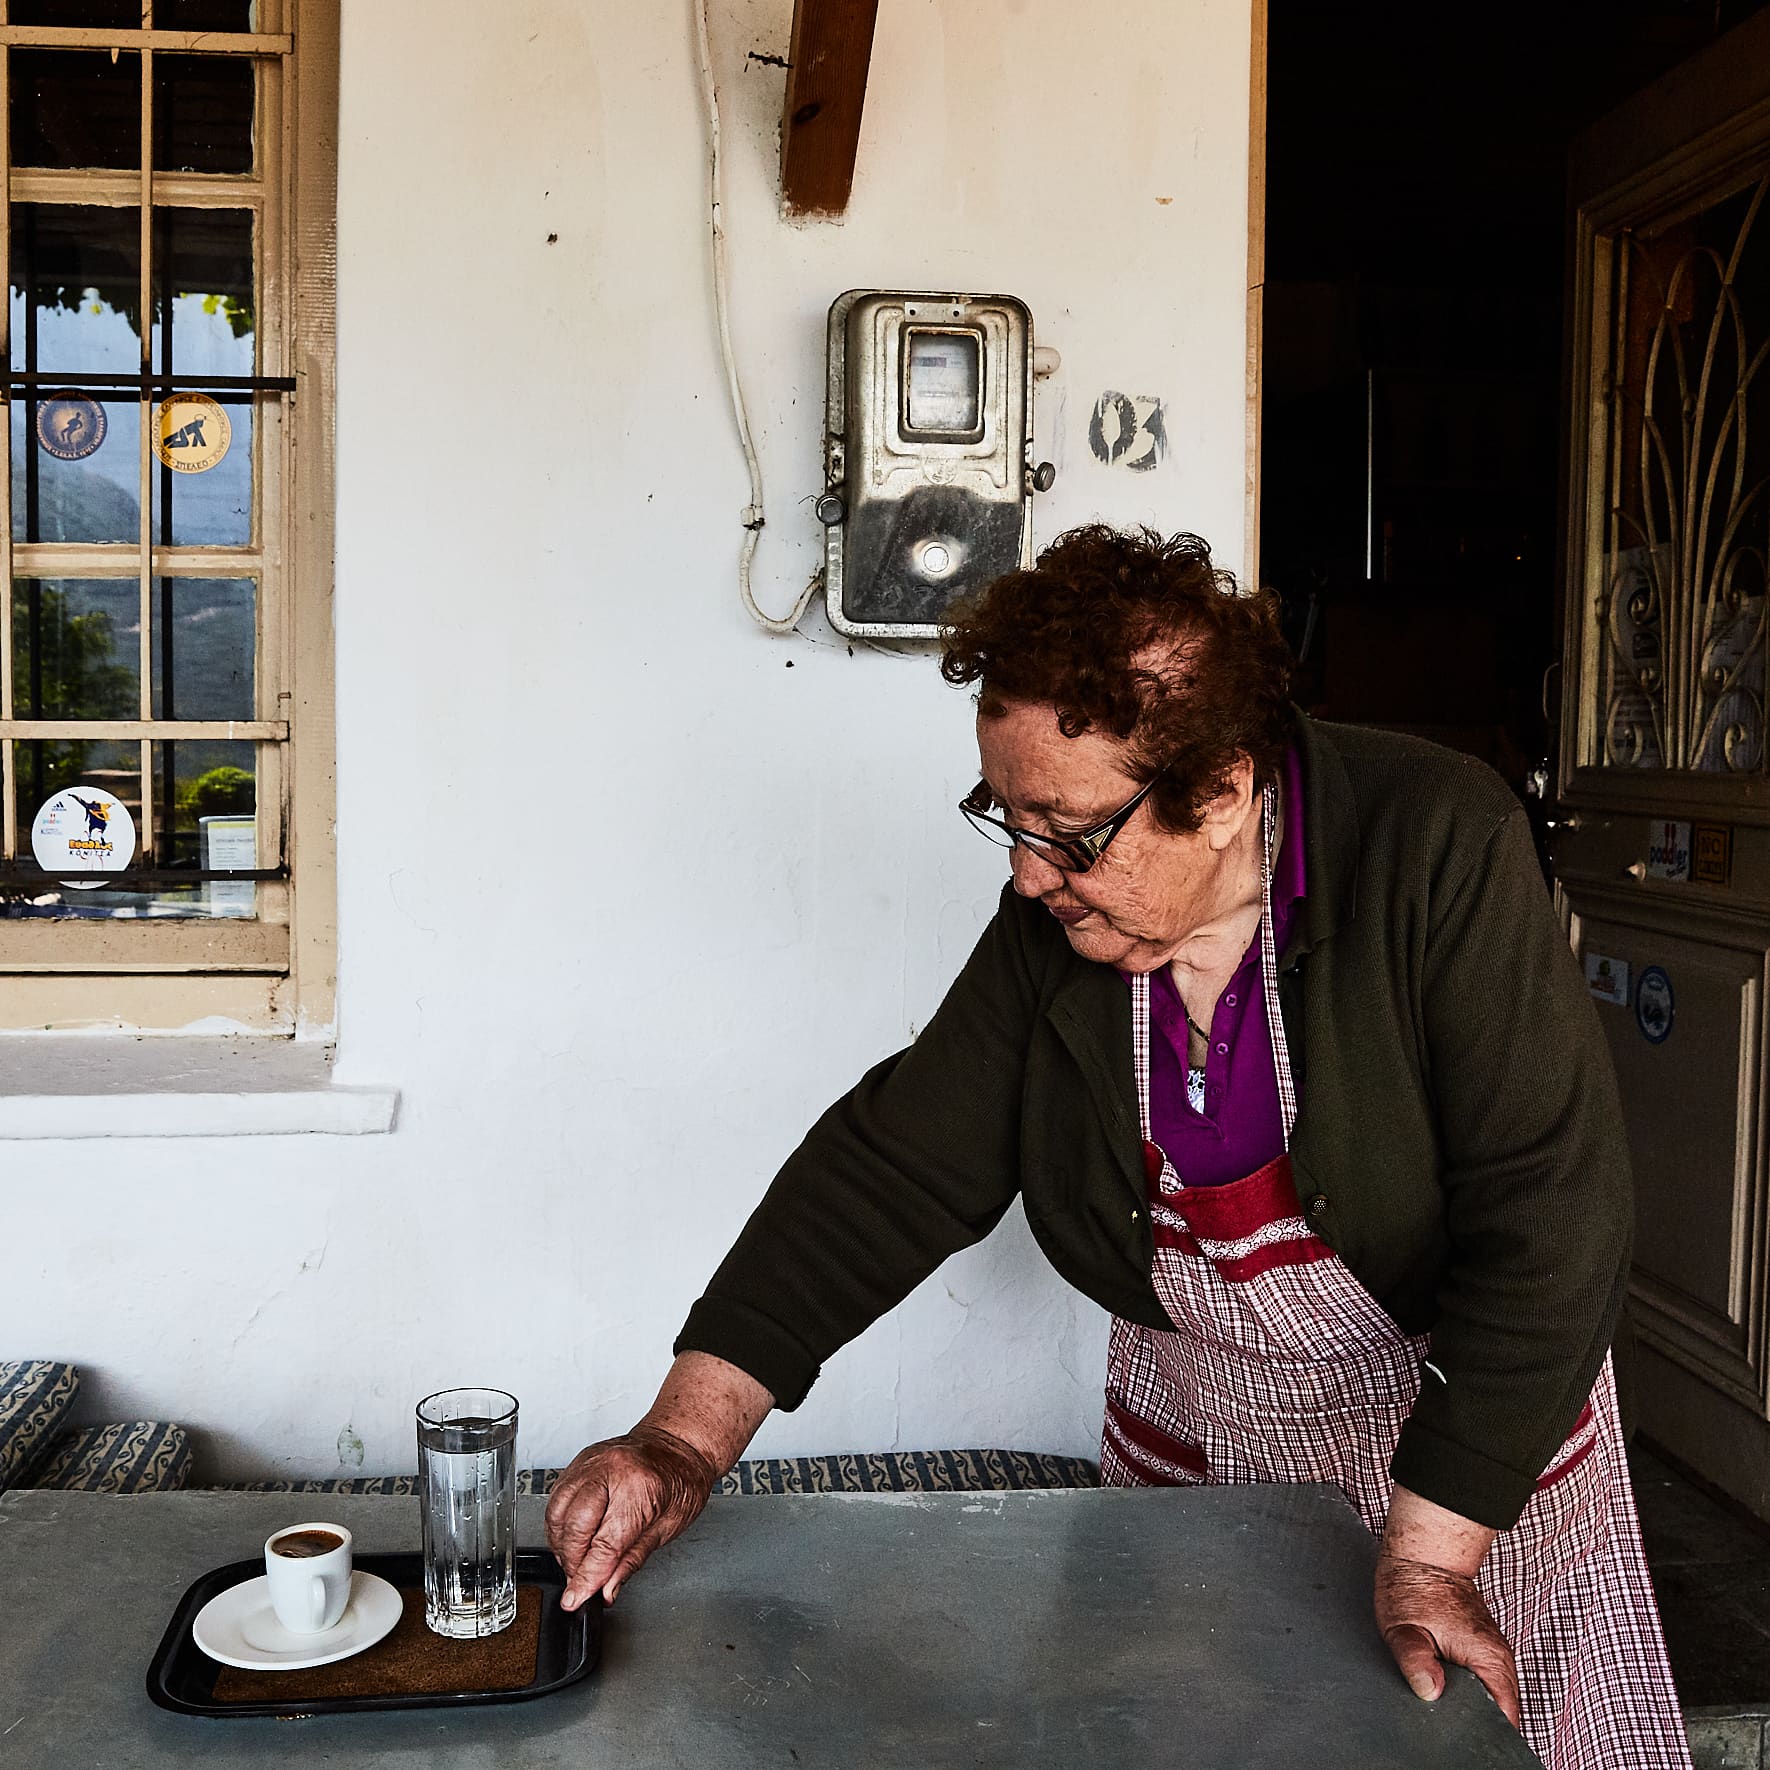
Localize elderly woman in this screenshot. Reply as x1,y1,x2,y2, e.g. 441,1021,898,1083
546,526,1687,1768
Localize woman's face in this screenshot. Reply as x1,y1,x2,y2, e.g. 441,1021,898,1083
974,698,1256,973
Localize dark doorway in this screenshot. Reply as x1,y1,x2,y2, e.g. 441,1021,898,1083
1260,1,1770,808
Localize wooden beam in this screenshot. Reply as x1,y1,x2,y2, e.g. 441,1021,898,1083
780,0,880,218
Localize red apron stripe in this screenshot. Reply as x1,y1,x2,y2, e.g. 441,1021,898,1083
1214,1239,1342,1283
1163,1153,1305,1241
1104,1396,1209,1480
1150,1209,1339,1281
1536,1404,1599,1492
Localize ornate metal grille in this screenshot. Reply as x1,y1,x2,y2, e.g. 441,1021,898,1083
1596,171,1770,773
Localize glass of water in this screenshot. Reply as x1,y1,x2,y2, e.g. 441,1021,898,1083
416,1387,518,1639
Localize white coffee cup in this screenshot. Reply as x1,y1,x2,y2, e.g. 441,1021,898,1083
264,1522,354,1634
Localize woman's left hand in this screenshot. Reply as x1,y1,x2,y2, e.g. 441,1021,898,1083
1374,1549,1522,1728
1374,1483,1520,1728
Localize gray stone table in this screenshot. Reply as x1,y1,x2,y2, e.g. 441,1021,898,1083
0,1483,1541,1767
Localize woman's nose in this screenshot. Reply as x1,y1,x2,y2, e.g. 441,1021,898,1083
1009,841,1064,897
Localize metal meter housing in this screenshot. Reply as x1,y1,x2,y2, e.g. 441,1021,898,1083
821,290,1045,638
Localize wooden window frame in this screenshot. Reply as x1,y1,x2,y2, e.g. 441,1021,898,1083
0,0,335,1032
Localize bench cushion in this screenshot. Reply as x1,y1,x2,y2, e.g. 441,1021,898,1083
710,1448,1100,1496
219,1448,1101,1498
229,1473,420,1496
30,1421,194,1494
0,1360,79,1491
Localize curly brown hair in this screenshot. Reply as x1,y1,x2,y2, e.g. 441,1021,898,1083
940,526,1293,833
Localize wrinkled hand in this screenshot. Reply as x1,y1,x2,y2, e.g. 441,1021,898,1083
1374,1551,1522,1729
544,1425,719,1611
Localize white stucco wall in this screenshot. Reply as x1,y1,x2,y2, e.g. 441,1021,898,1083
12,0,1254,1479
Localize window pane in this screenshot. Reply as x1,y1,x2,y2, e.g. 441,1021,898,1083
151,207,253,376
12,578,139,720
151,393,251,544
151,576,254,719
10,2,143,25
1589,177,1770,773
12,397,142,542
11,50,141,171
8,1,258,26
1,739,263,921
153,736,258,916
155,54,254,174
151,207,253,544
11,203,142,375
8,737,139,908
161,0,259,27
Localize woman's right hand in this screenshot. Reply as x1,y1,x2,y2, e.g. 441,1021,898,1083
544,1425,719,1610
543,1351,775,1611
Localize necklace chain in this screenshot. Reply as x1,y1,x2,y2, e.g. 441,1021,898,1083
1178,780,1276,1051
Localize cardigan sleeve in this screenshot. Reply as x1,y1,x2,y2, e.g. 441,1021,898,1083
674,887,1041,1410
1389,803,1634,1528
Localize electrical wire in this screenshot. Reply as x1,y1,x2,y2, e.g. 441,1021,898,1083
694,0,821,635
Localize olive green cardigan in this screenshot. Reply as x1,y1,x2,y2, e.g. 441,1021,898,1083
676,715,1633,1529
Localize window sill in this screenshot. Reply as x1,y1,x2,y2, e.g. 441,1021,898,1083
0,1037,398,1139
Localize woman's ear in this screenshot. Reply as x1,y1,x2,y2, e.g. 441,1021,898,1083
1197,755,1257,852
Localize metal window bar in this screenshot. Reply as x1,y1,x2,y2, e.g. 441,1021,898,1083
5,371,295,390
0,10,295,909
0,865,281,885
0,722,289,739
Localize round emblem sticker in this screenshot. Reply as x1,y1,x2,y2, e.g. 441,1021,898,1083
1636,965,1675,1045
154,393,231,474
35,394,107,462
31,786,137,888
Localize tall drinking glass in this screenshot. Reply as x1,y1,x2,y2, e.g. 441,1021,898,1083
416,1387,518,1639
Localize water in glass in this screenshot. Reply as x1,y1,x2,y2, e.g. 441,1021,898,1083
416,1387,518,1639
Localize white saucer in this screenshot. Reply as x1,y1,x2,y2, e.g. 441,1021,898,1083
192,1570,404,1671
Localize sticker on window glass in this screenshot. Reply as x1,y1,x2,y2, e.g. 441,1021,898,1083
1635,965,1674,1045
35,394,107,462
31,785,137,887
154,392,232,473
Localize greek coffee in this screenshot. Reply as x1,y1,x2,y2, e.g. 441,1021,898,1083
271,1528,345,1559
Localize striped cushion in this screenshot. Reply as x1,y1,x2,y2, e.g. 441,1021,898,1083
30,1421,193,1494
228,1473,418,1496
222,1449,1099,1498
0,1361,79,1491
713,1448,1100,1497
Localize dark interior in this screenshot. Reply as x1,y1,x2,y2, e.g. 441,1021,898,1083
1261,0,1770,808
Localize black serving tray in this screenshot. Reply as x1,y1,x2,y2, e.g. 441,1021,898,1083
146,1549,600,1719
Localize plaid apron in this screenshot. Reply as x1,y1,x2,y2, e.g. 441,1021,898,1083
1100,792,1689,1769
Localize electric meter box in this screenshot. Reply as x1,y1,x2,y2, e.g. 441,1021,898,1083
819,290,1049,639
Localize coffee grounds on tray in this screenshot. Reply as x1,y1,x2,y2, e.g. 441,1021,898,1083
212,1586,543,1705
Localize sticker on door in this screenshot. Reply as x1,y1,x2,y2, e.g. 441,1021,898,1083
1646,821,1692,882
1585,952,1631,1006
1636,965,1675,1044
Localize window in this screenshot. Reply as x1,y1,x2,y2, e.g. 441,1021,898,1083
0,0,335,1031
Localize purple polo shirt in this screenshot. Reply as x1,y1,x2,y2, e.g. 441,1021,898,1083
1137,747,1306,1187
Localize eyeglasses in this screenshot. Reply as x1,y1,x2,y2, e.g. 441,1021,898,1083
959,775,1161,874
